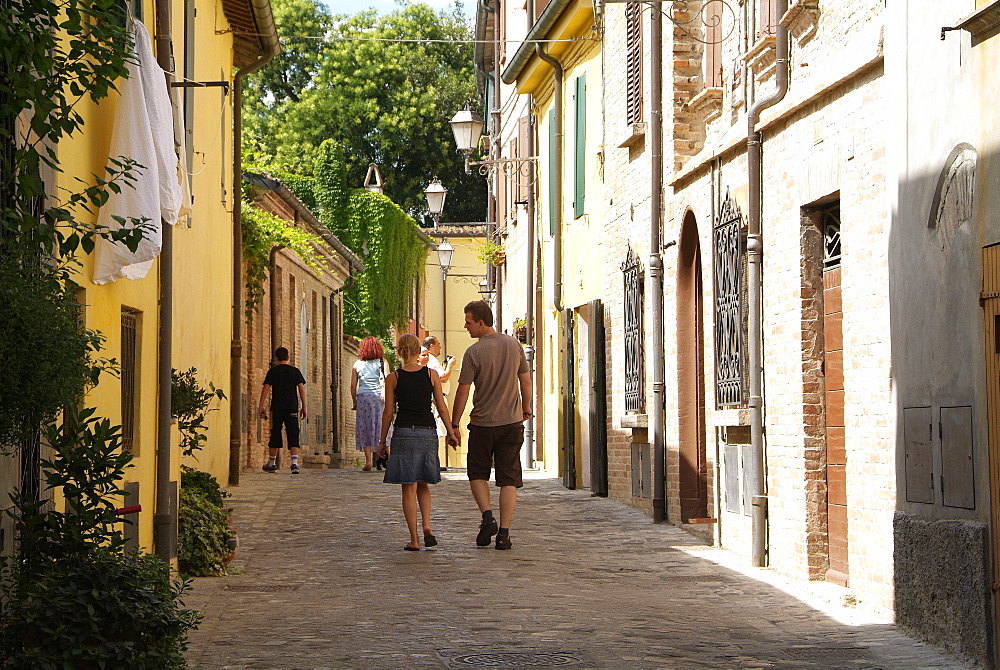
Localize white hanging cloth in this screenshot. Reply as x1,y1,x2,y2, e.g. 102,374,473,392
93,18,182,284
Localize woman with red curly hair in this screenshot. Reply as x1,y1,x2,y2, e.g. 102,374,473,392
351,336,388,471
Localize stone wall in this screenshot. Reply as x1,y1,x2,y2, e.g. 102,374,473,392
894,512,990,666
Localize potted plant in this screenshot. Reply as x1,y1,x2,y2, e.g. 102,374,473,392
512,317,527,343
478,239,505,267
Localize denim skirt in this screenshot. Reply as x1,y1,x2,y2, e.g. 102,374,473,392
383,425,441,484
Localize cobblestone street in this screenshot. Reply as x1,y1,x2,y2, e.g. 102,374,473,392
183,469,966,669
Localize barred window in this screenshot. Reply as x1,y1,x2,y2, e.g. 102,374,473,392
622,246,645,413
713,192,747,408
625,3,643,125
121,309,138,452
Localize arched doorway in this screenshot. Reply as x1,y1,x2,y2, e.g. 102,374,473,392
677,211,708,521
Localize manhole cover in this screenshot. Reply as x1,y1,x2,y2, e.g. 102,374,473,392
222,584,300,592
451,652,583,667
781,647,874,661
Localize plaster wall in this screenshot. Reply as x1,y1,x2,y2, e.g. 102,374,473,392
423,231,488,467
885,2,999,664
60,3,239,550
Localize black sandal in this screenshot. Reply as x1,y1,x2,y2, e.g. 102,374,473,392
423,533,437,548
404,545,420,551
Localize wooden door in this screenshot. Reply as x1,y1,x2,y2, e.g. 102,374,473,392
824,265,848,585
981,244,1000,636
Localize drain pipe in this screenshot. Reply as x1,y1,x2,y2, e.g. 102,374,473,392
649,2,665,524
535,44,563,312
747,0,788,567
231,3,279,486
524,97,536,468
153,0,175,563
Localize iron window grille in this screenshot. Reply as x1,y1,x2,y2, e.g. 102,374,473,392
823,205,841,269
121,310,137,453
713,191,748,408
622,246,645,413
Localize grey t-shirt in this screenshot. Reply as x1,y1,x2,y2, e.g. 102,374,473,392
458,333,529,427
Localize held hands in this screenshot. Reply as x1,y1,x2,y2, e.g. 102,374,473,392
258,407,268,419
378,443,389,459
447,428,461,448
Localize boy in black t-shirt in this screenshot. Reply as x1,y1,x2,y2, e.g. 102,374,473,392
258,347,307,474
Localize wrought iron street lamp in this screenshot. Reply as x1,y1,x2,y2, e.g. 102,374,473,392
450,106,537,177
435,238,454,281
478,277,496,305
424,177,447,229
449,107,485,156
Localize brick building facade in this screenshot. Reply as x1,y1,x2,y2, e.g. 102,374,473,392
486,0,1000,664
242,173,364,471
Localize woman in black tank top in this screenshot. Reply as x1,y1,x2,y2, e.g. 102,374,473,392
378,333,459,551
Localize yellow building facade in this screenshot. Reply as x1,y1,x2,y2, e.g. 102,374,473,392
423,227,489,467
499,0,604,486
58,0,277,555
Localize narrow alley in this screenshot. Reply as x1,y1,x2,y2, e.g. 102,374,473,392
184,469,964,669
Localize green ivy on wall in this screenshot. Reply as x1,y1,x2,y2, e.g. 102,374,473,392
312,140,426,339
241,201,329,323
342,189,426,337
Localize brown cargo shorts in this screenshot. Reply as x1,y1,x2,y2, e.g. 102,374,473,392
466,422,524,487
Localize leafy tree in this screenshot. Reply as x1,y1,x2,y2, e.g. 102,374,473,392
243,1,486,224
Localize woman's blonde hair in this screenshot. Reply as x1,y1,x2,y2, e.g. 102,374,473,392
396,333,421,361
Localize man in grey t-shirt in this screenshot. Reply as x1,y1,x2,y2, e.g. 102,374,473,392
450,300,532,550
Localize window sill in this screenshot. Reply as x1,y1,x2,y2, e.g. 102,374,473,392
618,122,646,149
780,0,820,45
744,35,777,80
686,87,724,124
621,413,648,428
712,408,751,427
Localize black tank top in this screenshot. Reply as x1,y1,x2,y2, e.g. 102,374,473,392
393,367,435,428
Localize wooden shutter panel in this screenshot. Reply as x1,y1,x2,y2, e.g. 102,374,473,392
625,3,642,124
573,74,586,219
498,154,507,227
518,115,530,204
758,0,776,38
706,0,723,87
548,108,556,236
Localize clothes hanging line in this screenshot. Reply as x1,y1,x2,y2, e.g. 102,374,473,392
220,30,599,44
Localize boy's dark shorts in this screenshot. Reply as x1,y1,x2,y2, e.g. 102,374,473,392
269,412,300,449
466,422,524,487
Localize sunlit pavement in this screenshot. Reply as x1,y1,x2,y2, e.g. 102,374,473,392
184,468,967,669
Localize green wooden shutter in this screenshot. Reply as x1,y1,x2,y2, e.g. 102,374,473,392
573,74,586,219
548,108,556,236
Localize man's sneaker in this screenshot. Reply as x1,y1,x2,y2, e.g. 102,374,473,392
476,518,498,546
262,462,277,473
290,464,300,475
495,533,512,550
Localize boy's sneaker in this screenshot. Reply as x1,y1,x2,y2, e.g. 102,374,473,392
495,533,512,550
290,464,300,475
262,462,277,473
476,518,498,546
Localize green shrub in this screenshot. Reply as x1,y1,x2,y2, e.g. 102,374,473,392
178,469,235,577
0,407,200,667
0,548,200,669
181,464,231,507
172,368,227,458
